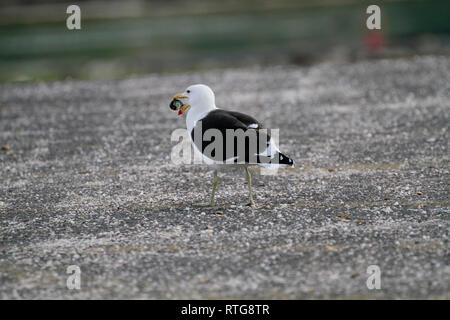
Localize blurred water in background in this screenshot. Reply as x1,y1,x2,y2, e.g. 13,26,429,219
0,0,449,82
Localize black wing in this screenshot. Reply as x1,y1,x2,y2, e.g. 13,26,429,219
190,109,270,164
224,110,263,129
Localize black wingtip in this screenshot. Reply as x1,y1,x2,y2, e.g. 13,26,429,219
279,152,295,167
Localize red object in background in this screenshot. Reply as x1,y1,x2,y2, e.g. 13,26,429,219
364,31,384,52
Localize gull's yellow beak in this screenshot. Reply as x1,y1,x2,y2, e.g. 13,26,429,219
172,93,186,100
171,93,190,115
177,104,189,115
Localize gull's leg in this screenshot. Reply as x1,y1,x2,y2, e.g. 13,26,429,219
209,169,218,206
194,170,218,207
245,167,255,206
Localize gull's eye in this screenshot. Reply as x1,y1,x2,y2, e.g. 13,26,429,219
187,90,191,94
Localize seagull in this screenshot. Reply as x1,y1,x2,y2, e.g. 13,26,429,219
170,84,294,206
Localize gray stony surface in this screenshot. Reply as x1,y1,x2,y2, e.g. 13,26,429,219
0,56,449,299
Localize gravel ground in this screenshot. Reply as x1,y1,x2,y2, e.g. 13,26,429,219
0,56,449,299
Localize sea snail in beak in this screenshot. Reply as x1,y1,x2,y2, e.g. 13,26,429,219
170,99,183,111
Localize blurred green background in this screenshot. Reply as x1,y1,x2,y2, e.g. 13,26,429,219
1,0,449,82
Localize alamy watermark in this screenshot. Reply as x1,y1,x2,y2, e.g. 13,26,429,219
66,265,81,290
366,5,381,30
66,5,81,30
366,265,381,290
170,124,285,175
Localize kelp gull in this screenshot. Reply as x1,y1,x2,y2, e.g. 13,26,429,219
170,84,294,206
